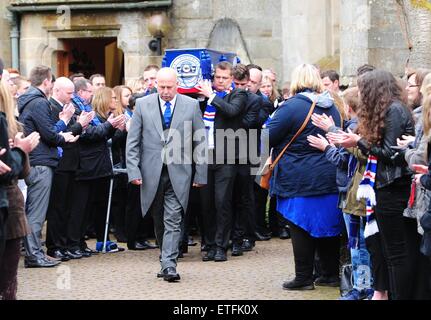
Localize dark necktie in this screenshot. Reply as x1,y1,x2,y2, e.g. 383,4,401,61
163,101,172,128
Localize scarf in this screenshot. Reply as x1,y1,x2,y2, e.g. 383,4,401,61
356,155,379,241
203,83,235,149
72,94,101,126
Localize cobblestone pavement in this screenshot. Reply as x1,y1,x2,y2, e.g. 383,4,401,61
17,238,339,300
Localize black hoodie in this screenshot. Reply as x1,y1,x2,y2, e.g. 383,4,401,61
18,86,66,168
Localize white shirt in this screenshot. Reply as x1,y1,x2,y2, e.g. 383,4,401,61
159,95,177,115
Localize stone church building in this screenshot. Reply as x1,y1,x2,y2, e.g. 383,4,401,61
0,0,410,86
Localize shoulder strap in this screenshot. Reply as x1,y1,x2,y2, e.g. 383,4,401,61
270,100,317,170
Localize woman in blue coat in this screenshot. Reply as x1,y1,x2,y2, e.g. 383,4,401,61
268,64,343,290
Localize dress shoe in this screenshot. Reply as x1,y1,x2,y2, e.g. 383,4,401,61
231,243,243,256
187,236,197,246
24,257,61,268
254,231,271,241
241,239,254,252
47,249,70,262
214,248,227,262
83,247,99,255
64,249,83,259
279,227,291,240
201,244,210,252
314,275,340,287
137,240,158,250
202,248,216,261
162,267,181,282
282,278,315,291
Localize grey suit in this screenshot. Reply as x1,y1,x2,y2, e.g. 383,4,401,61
126,93,207,270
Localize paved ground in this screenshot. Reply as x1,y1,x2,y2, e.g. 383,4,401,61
17,238,339,300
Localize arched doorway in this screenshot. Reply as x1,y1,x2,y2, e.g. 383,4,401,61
56,37,124,86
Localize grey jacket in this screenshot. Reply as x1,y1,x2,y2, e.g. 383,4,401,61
126,93,207,216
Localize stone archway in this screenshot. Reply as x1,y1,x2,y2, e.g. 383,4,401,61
208,18,251,65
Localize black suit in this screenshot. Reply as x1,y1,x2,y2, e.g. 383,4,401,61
45,98,83,252
232,91,263,245
200,88,247,251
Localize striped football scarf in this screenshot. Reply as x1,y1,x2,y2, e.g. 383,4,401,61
203,83,235,149
356,155,379,240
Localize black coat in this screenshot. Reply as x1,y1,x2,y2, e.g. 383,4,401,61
75,115,116,180
49,98,83,172
208,88,248,163
18,87,66,168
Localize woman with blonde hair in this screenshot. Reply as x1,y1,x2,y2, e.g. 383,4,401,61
67,86,126,254
0,80,39,299
268,64,343,290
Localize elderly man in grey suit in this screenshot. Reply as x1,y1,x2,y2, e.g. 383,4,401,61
126,68,207,282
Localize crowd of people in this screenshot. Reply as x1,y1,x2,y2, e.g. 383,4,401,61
1,55,431,300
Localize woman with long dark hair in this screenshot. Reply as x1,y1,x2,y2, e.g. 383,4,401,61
330,69,415,300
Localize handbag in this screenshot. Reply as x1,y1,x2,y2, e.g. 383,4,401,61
259,100,317,190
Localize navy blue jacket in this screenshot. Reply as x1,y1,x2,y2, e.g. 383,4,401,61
18,87,66,168
325,118,358,192
268,92,341,198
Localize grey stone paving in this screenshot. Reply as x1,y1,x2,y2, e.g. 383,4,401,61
17,238,339,300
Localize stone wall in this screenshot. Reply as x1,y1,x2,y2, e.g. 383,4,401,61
0,1,12,67
169,0,284,81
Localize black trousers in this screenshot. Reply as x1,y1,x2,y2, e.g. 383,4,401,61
232,164,256,245
404,217,431,299
111,173,128,240
200,164,237,250
46,171,76,251
0,207,7,264
125,183,154,248
269,196,288,235
365,233,389,292
254,182,270,234
67,177,110,250
287,220,340,282
374,177,410,300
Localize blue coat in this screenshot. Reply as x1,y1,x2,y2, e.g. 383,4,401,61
268,92,341,198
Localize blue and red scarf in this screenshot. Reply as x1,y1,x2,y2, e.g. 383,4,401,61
350,155,379,249
203,83,235,149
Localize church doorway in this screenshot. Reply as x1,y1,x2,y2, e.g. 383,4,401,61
56,37,124,87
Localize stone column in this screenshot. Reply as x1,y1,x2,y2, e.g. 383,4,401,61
281,0,335,80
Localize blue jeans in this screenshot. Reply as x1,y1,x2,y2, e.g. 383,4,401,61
343,213,373,291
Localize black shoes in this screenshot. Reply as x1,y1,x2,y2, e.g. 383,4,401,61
314,276,340,287
279,227,291,240
282,278,315,291
231,243,243,256
214,248,227,262
128,240,158,250
47,249,70,262
64,249,83,259
187,236,197,246
24,257,61,268
162,267,181,282
202,248,216,261
241,239,254,252
254,231,271,241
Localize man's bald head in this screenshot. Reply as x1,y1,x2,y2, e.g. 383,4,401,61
53,77,75,105
248,68,263,94
157,68,178,102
